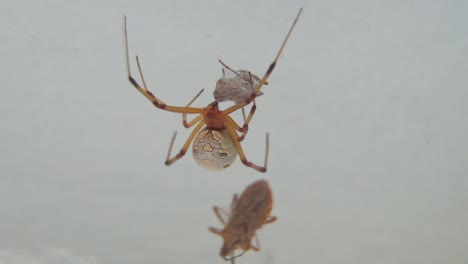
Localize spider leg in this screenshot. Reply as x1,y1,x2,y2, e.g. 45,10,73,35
225,118,247,142
165,121,205,165
234,71,259,125
123,16,202,114
253,8,302,94
182,89,205,128
226,125,269,173
238,99,257,141
183,115,203,128
218,59,250,122
222,8,302,116
241,107,247,123
225,100,257,142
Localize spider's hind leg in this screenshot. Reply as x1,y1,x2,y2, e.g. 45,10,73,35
226,125,269,173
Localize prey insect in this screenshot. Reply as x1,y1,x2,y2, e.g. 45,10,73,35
209,180,276,262
214,60,267,122
214,59,267,104
123,8,302,172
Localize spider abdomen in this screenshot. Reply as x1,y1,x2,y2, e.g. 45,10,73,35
192,128,238,170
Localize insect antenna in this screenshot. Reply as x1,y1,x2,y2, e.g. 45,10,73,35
223,238,246,261
218,59,242,78
224,250,246,261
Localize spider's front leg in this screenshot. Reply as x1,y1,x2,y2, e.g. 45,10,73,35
253,8,302,95
123,16,202,115
222,8,302,116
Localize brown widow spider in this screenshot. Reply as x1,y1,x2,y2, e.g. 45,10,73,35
123,9,302,172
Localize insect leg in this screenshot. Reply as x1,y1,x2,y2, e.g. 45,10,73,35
213,206,230,225
208,226,222,235
264,215,277,225
251,234,261,251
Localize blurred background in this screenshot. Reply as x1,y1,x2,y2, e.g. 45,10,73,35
1,0,467,263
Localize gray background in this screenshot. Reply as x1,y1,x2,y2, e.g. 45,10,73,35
1,0,467,263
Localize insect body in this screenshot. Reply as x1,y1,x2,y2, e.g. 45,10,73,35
214,60,268,125
214,60,265,104
209,180,277,261
123,9,302,172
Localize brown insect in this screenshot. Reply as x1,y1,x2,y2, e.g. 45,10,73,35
209,180,277,262
123,9,302,172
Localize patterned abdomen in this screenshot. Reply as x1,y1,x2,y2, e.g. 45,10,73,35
192,128,238,170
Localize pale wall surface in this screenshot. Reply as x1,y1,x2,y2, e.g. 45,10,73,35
1,0,467,263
